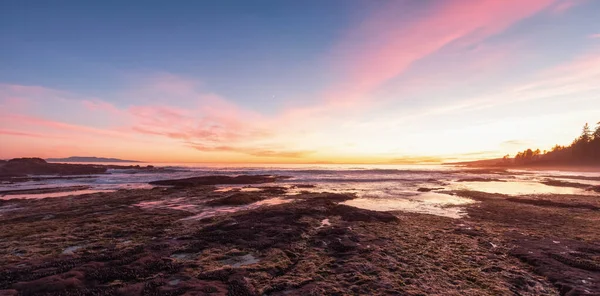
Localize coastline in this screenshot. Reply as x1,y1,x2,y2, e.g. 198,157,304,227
0,174,598,295
449,164,600,173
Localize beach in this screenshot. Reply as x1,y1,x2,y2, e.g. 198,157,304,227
0,162,599,295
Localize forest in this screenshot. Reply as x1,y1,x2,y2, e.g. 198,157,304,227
506,122,600,166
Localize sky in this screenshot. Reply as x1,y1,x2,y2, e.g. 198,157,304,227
1,0,600,164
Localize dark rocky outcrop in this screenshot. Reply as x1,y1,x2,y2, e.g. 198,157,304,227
588,186,600,193
511,237,600,295
208,193,267,206
0,158,107,177
290,184,316,189
541,179,591,189
8,158,47,164
417,187,444,192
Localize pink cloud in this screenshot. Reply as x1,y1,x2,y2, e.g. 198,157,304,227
128,103,270,145
270,0,560,130
0,129,52,138
0,84,59,111
325,0,556,106
590,34,600,39
0,79,282,160
2,114,129,139
411,49,600,117
81,100,123,115
550,0,586,14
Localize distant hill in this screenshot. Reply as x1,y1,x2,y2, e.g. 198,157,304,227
46,156,140,163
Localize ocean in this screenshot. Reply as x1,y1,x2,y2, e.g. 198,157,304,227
2,163,598,218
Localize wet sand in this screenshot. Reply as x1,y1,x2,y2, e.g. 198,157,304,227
0,177,599,295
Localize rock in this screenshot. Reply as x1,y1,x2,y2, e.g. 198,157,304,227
12,273,85,294
331,205,399,223
329,237,359,253
257,186,288,194
542,179,590,189
208,193,267,206
586,186,600,193
417,187,443,192
291,184,316,189
0,158,107,177
7,158,47,164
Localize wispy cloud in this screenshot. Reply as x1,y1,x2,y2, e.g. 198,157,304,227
501,140,530,146
1,114,130,139
550,0,587,14
323,0,556,106
388,156,444,164
385,48,600,122
0,129,55,138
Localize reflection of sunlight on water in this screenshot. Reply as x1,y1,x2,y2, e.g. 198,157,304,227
452,181,596,196
342,192,476,219
214,187,263,192
0,189,116,200
136,196,294,221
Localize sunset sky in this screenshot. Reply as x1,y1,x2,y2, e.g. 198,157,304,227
1,0,600,163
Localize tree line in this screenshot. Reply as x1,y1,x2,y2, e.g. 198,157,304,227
505,121,600,166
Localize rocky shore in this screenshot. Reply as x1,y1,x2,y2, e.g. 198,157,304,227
0,175,598,295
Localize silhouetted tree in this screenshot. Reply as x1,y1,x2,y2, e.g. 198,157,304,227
580,123,592,143
509,121,600,166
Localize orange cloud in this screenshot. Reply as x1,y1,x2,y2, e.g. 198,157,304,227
190,143,314,158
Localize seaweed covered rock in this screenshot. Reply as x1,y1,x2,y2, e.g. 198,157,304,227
208,193,267,206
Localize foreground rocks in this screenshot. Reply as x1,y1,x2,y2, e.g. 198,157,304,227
452,190,600,295
0,180,598,295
